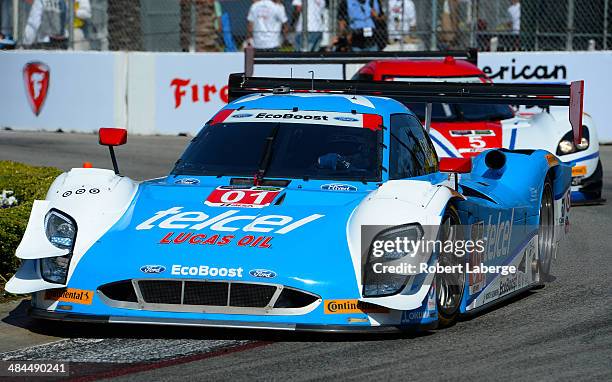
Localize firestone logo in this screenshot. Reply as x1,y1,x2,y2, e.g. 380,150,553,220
23,61,50,116
170,78,229,109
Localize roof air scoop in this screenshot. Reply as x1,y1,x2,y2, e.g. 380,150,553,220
484,150,507,171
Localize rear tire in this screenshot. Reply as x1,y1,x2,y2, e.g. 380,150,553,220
436,205,465,327
538,176,555,278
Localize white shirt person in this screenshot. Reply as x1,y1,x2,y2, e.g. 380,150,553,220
387,0,417,42
247,0,289,50
292,0,326,33
507,0,520,34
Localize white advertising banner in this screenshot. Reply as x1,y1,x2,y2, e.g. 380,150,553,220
0,51,126,132
479,51,612,143
253,52,612,142
2,50,610,141
153,52,243,135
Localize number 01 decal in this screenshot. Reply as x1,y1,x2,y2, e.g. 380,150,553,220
205,186,283,208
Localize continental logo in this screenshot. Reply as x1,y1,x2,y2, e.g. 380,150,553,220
324,299,388,314
44,288,94,305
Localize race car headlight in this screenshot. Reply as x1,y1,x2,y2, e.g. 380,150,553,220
42,209,77,284
576,137,589,151
40,254,71,284
362,224,424,297
557,126,590,156
45,210,76,249
558,140,575,155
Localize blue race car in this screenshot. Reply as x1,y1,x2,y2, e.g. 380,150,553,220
6,76,582,332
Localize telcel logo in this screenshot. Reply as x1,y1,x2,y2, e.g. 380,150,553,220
484,210,514,261
136,207,324,234
249,269,277,279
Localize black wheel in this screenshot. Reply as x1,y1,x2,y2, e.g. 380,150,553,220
436,205,465,327
538,176,555,277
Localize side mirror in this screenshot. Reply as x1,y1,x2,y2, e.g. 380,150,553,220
98,127,127,175
99,127,127,146
439,157,472,191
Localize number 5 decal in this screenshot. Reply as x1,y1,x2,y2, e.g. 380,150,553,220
469,136,486,148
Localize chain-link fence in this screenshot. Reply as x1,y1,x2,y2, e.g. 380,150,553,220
0,0,610,52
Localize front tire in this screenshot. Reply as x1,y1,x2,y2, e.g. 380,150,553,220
436,205,465,327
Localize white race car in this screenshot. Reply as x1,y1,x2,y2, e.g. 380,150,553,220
352,56,603,204
243,49,605,205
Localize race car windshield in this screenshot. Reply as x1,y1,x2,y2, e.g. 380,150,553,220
404,103,456,122
459,103,515,121
404,103,514,122
172,122,382,181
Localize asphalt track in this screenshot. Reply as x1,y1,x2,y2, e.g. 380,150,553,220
0,130,611,381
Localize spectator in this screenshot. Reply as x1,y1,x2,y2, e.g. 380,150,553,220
506,0,520,50
387,0,416,43
73,0,92,50
507,0,520,34
212,0,222,32
247,0,288,51
337,0,383,52
23,0,68,49
438,0,458,49
88,0,109,51
273,0,289,48
213,0,223,48
1,0,12,37
0,0,13,50
292,0,326,52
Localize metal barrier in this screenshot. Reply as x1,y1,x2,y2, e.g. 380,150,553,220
0,0,610,52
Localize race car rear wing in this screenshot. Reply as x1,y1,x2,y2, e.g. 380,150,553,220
227,73,584,144
244,47,478,78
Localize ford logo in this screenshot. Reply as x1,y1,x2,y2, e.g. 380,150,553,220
232,113,253,118
321,183,358,192
334,116,359,122
175,178,200,185
140,265,166,274
249,269,277,279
